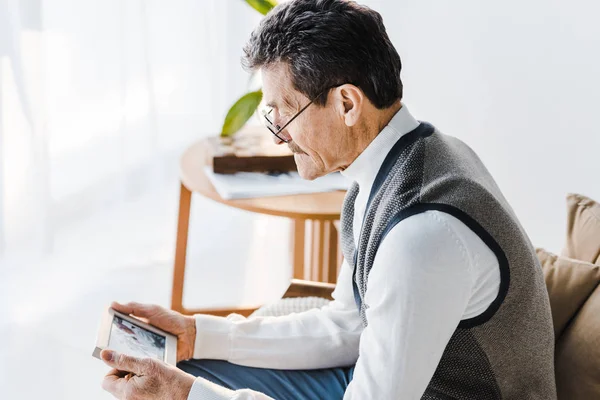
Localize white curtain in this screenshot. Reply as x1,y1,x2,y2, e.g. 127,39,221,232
0,0,262,267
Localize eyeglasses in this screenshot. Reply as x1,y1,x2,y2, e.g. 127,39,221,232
261,85,342,143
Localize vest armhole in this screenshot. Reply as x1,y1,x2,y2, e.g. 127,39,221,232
379,203,510,329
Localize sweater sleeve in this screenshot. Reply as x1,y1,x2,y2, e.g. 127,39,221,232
342,211,475,399
191,258,363,370
186,210,499,400
186,259,363,400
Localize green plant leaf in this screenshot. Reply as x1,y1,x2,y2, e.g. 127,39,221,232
221,90,263,137
243,0,277,16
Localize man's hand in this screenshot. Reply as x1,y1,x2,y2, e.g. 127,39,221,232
111,301,196,362
100,349,195,400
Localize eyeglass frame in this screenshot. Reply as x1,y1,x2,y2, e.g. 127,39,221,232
262,84,343,143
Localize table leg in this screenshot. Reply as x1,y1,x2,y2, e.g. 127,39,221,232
291,219,306,280
307,219,340,283
171,182,192,313
310,220,325,281
324,220,339,284
171,184,340,315
171,182,258,317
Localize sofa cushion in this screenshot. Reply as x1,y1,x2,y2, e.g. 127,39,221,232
537,248,600,339
562,193,600,264
555,285,600,399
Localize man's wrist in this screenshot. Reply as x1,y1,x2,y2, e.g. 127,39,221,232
177,372,196,400
185,315,197,360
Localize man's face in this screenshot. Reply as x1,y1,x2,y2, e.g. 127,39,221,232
261,63,347,180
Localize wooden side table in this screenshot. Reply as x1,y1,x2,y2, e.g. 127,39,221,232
171,138,346,317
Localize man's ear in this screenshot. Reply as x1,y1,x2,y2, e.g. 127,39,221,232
335,84,363,127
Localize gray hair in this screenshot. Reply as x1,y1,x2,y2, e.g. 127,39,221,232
242,0,403,108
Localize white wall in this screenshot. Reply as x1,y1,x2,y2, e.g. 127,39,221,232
362,0,600,253
0,0,263,258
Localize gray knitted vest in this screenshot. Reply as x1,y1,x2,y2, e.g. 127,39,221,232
340,122,556,399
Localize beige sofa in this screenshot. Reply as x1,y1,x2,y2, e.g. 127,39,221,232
538,193,600,399
267,193,600,399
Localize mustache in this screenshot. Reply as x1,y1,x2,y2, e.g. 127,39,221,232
288,142,305,155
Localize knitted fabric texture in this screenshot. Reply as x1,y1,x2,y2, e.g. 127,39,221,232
339,122,556,399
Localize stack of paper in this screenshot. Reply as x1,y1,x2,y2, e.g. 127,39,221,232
204,167,350,200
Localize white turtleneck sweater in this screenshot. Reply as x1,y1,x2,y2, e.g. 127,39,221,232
187,105,501,400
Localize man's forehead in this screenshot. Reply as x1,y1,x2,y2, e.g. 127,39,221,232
261,65,298,109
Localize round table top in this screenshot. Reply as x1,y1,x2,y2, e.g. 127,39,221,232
179,138,346,220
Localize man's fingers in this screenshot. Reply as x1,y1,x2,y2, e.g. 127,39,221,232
101,349,150,376
111,301,159,319
101,369,128,397
106,368,130,379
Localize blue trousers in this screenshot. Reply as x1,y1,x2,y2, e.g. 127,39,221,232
177,359,355,400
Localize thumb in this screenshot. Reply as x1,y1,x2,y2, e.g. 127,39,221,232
101,350,149,375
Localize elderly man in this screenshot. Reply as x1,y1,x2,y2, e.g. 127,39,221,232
99,0,557,399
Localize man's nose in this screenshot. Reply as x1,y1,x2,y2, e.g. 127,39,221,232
272,133,285,145
271,127,290,145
